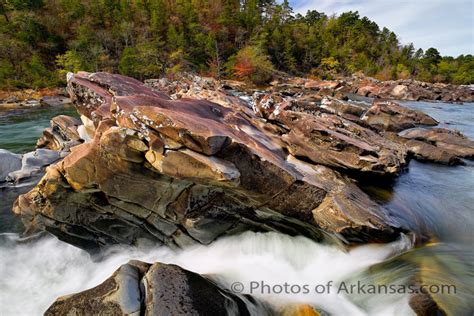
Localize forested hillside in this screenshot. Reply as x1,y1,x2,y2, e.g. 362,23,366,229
0,0,473,88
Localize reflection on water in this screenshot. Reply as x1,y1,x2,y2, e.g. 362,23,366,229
0,106,78,153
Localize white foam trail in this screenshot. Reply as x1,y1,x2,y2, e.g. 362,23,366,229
0,232,413,316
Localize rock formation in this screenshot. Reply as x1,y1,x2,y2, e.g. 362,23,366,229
361,100,438,132
1,148,64,232
13,72,411,253
5,71,474,316
45,260,271,316
399,127,474,165
36,115,83,151
266,75,474,103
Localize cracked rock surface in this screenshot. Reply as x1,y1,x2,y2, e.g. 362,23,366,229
13,72,409,250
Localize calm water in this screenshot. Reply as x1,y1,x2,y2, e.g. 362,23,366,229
0,101,472,315
0,105,78,233
0,106,78,153
363,101,474,245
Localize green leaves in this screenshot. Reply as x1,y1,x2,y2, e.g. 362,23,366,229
0,0,472,89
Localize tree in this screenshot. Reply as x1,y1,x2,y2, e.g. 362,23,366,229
424,48,442,65
0,0,473,88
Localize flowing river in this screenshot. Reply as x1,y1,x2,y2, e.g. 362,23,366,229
0,101,472,315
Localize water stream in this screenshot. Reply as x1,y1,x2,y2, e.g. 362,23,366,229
0,101,472,315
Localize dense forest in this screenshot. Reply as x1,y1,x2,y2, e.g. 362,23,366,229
0,0,473,88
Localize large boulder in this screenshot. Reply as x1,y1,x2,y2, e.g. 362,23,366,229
13,72,405,251
400,127,474,162
45,260,271,316
390,85,409,99
361,100,438,132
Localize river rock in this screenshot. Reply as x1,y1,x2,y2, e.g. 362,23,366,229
304,80,340,91
14,72,404,251
390,85,409,99
5,149,61,184
1,149,63,233
253,95,407,175
45,260,270,316
361,100,438,132
0,149,22,182
400,128,474,160
40,96,72,107
37,115,83,151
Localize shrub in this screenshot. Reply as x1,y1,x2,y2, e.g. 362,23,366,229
226,46,275,85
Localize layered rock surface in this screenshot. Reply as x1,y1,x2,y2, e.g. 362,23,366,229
361,100,438,132
13,72,410,251
45,260,271,316
398,127,474,165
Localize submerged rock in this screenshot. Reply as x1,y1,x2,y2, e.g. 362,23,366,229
14,72,405,250
45,260,270,316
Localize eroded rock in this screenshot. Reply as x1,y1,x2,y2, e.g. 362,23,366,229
37,115,83,151
361,100,438,132
14,72,405,250
45,260,270,316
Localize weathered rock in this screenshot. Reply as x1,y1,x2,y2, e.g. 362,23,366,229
40,96,72,107
1,149,63,233
45,260,270,316
67,71,170,125
279,112,407,175
356,84,381,98
14,72,405,250
398,128,474,164
319,96,368,123
361,100,438,132
253,95,407,175
0,149,22,181
403,139,462,165
390,85,409,99
304,80,340,91
37,115,83,151
6,148,61,184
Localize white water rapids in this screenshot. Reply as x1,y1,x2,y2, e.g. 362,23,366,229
0,231,415,316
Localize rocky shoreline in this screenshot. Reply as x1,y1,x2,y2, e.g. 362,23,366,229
263,74,474,103
3,72,474,315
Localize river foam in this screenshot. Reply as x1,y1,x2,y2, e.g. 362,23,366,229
0,231,414,316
